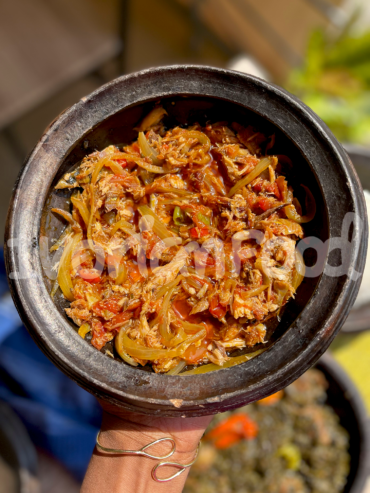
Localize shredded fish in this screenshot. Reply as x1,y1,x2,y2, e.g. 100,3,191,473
50,110,311,373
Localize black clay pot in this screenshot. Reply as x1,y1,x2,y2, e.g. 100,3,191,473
316,354,370,493
4,66,368,416
343,144,370,333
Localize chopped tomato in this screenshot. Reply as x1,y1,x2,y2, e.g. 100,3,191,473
106,254,124,269
266,181,281,199
252,179,263,193
127,262,142,282
126,300,142,312
184,340,208,364
138,195,148,205
172,299,191,320
226,146,238,158
115,159,127,168
104,310,133,330
257,196,273,212
78,268,101,284
132,143,141,155
190,227,209,238
93,298,121,318
202,320,216,339
209,295,227,320
141,231,161,258
195,249,216,266
91,319,111,350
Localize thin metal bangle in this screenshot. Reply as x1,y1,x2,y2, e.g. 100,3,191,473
96,431,200,482
152,443,200,483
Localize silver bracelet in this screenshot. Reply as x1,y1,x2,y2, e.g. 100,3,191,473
96,431,200,482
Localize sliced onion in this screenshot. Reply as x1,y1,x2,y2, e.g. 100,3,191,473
182,130,211,152
138,132,162,165
146,185,194,196
115,325,139,366
58,232,82,301
228,157,272,197
179,320,205,334
50,278,59,298
91,160,105,185
78,323,91,339
136,107,167,132
137,205,173,239
113,152,166,174
50,224,72,252
166,325,188,347
180,349,265,375
241,285,269,299
273,280,290,305
166,360,187,375
121,328,206,360
255,258,272,286
233,230,265,243
159,288,175,346
109,257,127,285
155,275,183,300
87,184,95,249
110,219,136,237
71,196,90,226
284,185,316,223
273,218,304,236
135,159,166,174
51,208,81,232
104,159,125,175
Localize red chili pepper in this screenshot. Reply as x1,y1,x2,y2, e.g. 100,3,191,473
78,268,101,284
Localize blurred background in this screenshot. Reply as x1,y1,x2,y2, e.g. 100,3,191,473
0,0,370,491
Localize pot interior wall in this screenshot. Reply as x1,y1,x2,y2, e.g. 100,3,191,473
40,95,328,369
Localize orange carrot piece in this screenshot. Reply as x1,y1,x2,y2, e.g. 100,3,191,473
258,390,284,406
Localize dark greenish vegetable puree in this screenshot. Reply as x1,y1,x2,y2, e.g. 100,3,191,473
185,369,350,493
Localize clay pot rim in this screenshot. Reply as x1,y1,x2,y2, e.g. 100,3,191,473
4,65,367,416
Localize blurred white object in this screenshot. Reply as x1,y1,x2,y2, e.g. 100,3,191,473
227,54,270,81
342,0,370,32
353,189,370,309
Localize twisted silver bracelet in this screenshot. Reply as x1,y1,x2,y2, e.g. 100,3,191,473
96,431,200,482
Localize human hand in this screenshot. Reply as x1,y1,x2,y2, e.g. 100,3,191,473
81,400,213,493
